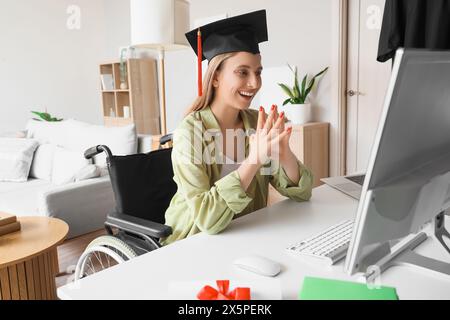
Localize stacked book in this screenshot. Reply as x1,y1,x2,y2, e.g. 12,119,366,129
0,212,21,236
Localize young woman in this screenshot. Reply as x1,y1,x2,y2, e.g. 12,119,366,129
161,10,313,245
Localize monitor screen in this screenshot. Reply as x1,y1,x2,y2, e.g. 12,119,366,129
345,49,450,275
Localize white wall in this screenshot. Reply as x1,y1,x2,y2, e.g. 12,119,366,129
0,0,129,133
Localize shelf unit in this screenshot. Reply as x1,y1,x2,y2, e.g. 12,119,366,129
99,59,160,135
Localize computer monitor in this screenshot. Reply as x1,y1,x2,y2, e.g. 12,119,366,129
344,49,450,279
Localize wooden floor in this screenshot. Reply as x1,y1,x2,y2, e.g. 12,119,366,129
55,229,106,288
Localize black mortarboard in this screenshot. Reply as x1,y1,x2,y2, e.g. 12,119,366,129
185,10,268,96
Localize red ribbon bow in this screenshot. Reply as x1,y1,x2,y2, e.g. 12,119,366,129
197,280,251,300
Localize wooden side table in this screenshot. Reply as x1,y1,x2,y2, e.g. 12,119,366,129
268,122,329,205
0,217,68,300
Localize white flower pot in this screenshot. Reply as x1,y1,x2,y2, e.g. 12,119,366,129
282,103,312,124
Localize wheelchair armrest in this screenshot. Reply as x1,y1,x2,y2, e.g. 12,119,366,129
106,211,172,239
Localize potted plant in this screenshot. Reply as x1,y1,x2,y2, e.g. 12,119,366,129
31,110,63,122
278,65,328,124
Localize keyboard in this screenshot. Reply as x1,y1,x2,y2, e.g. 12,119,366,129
286,220,354,266
346,174,365,186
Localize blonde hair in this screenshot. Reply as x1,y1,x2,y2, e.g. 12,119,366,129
185,52,237,116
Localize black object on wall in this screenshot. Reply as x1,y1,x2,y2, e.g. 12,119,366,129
377,0,450,62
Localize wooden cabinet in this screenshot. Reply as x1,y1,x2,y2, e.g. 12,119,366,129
99,59,160,135
268,122,329,205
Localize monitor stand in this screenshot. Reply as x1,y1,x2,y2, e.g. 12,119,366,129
365,211,450,282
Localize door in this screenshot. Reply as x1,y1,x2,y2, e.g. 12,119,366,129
346,0,392,174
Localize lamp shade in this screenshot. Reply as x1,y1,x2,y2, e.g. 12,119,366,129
130,0,190,50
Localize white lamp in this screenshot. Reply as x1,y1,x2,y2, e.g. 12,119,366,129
130,0,190,135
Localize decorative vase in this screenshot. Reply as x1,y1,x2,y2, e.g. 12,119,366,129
282,103,312,124
120,82,128,90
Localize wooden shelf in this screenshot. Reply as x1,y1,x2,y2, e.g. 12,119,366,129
99,59,160,134
101,90,129,93
104,116,133,127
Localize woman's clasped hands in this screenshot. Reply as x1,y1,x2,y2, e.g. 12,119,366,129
247,104,293,167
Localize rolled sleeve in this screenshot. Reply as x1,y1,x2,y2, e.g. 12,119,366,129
215,170,253,214
270,160,313,201
170,125,252,235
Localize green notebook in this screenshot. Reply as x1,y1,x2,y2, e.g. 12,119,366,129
299,277,398,300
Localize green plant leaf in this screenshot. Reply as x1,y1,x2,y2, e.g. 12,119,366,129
294,69,301,99
31,111,43,118
282,98,291,106
287,63,300,99
32,111,51,121
31,110,63,122
278,83,295,99
293,83,300,98
305,78,316,100
313,66,329,79
287,63,295,74
300,75,307,100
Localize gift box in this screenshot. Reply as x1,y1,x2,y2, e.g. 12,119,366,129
167,279,282,299
197,280,250,300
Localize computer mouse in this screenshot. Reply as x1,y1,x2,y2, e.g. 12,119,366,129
233,255,281,277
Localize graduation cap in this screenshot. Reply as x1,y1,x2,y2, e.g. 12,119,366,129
185,10,268,96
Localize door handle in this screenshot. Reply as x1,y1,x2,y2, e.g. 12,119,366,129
347,90,361,97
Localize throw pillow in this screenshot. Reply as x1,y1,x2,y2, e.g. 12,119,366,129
63,119,137,165
74,164,101,182
0,138,39,182
52,146,91,185
30,143,55,181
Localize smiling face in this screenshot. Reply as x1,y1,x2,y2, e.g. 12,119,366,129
212,52,263,111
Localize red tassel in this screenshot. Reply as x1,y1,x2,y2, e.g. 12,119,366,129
197,28,203,96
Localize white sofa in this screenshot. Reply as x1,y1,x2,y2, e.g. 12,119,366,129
0,119,153,239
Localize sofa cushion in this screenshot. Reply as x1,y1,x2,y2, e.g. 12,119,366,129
63,119,137,165
0,178,53,216
52,146,92,185
74,164,101,181
26,119,138,165
0,138,39,182
26,119,68,146
30,143,55,181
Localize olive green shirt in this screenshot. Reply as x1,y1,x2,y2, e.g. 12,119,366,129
161,106,313,245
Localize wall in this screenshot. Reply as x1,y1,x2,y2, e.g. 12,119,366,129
0,0,129,133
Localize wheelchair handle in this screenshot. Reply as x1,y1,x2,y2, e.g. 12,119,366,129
159,133,173,148
84,145,113,161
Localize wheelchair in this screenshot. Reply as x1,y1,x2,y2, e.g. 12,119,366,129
74,134,177,280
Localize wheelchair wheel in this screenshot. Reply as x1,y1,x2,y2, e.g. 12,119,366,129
74,235,137,280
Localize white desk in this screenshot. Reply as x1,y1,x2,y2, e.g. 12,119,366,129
58,185,450,300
